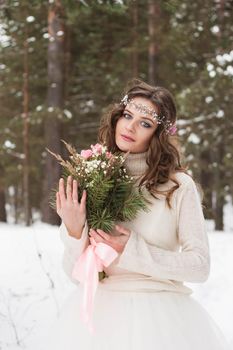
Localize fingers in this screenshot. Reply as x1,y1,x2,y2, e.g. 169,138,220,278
80,189,87,209
89,229,110,243
66,175,72,201
72,179,78,203
89,229,103,244
56,192,61,213
115,225,130,236
96,229,110,241
59,176,86,208
59,178,66,202
89,237,97,246
89,228,129,254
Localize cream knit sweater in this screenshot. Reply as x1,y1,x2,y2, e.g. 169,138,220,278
59,151,210,295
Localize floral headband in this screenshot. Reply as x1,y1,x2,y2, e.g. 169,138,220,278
120,94,177,135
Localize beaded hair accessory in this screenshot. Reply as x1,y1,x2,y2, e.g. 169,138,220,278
120,94,177,135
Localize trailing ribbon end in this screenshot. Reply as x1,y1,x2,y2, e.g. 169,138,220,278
71,241,119,335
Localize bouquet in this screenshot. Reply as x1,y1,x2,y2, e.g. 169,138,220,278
47,141,150,334
48,141,149,233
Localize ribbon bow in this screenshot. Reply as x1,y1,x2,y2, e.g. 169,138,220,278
72,238,118,334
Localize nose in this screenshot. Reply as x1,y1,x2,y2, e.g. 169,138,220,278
125,119,136,133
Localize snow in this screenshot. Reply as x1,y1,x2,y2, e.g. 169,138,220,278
187,132,201,144
0,209,233,349
0,223,75,349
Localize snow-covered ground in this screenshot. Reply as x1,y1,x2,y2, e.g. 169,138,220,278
0,201,233,349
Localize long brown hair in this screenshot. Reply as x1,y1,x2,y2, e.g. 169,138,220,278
98,79,191,209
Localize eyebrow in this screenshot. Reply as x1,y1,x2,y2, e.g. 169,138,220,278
124,108,155,124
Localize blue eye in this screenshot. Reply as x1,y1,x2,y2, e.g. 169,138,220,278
123,113,131,119
141,121,151,128
122,113,152,128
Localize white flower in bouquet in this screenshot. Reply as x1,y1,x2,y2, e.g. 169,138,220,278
47,141,149,233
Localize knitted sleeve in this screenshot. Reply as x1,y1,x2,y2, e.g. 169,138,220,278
116,178,210,283
59,220,89,284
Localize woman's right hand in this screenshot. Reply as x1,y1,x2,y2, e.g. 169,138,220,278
56,175,87,240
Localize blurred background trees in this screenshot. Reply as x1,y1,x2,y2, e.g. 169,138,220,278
0,0,232,230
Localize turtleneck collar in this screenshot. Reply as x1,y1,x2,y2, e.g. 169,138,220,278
121,150,149,177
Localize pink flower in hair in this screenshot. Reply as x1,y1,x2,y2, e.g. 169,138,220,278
80,149,93,159
169,125,177,135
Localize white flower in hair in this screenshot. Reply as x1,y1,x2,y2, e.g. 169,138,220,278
120,94,177,135
121,94,128,106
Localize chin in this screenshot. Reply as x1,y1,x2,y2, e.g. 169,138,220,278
115,140,131,152
117,144,131,153
116,139,140,153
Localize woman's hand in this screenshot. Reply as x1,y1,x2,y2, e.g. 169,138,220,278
56,175,87,240
89,225,131,254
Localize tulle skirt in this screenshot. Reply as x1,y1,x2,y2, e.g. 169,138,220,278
40,284,231,350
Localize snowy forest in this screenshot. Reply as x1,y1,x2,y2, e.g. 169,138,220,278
0,0,232,229
0,1,233,349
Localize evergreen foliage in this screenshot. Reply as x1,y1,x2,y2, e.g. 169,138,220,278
48,142,149,233
0,0,232,229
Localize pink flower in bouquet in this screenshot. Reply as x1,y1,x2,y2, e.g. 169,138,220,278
80,149,93,159
91,143,103,155
106,151,112,159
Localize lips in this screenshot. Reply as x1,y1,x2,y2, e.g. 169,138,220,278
121,134,135,142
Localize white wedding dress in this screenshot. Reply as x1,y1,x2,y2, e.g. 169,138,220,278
39,152,231,350
40,282,230,350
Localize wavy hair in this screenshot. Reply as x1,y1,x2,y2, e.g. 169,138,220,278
98,79,192,209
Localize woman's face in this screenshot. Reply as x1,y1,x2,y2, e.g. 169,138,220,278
115,96,158,153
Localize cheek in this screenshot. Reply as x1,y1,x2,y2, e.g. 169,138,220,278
140,129,156,145
115,118,124,135
115,120,121,142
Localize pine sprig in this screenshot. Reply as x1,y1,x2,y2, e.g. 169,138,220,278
47,142,149,233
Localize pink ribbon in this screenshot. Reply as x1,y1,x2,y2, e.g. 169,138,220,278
72,238,118,334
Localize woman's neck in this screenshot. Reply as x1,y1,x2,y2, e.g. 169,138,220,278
121,150,149,177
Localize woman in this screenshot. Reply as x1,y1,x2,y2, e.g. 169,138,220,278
48,80,230,349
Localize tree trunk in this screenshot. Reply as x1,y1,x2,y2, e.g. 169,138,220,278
22,20,31,226
215,193,224,231
64,24,71,102
200,149,213,219
148,0,160,85
0,164,7,222
14,185,19,224
131,0,139,78
214,143,225,231
41,0,64,225
0,187,6,222
213,0,226,231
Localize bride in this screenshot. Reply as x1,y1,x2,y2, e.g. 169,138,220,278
43,79,231,349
